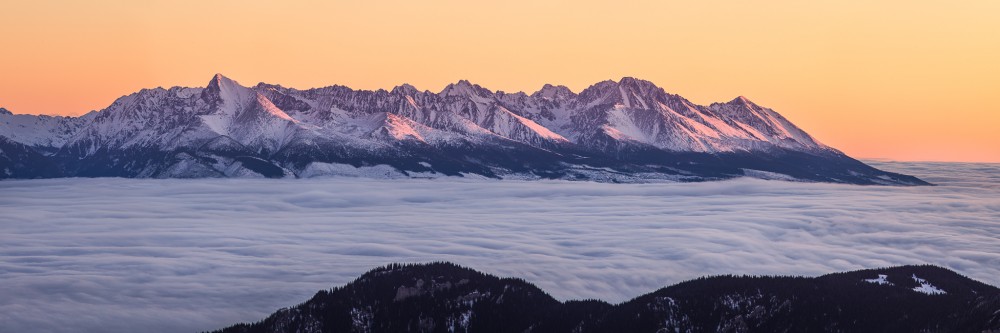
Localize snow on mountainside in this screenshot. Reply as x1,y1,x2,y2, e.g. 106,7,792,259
0,107,95,152
0,74,929,184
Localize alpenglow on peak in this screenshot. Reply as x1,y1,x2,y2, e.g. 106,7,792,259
0,73,927,185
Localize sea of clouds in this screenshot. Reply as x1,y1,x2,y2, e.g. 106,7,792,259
1,161,999,333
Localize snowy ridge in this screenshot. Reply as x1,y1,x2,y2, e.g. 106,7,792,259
0,109,95,151
0,74,928,184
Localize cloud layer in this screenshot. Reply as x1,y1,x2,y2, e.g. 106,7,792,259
2,161,999,333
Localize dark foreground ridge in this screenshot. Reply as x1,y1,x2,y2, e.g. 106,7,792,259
211,263,1000,333
0,74,928,185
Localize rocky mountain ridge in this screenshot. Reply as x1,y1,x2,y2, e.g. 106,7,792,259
0,74,927,184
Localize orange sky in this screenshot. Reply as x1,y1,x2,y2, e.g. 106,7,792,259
1,1,997,162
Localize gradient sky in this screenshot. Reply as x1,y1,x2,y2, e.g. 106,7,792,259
1,1,997,162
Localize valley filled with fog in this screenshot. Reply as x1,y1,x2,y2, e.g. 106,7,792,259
1,161,998,333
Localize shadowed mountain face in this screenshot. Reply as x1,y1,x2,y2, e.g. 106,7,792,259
0,136,61,179
0,74,927,184
210,263,1000,333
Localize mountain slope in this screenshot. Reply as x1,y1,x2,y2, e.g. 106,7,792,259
0,135,62,178
0,74,929,184
0,107,95,154
209,263,1000,333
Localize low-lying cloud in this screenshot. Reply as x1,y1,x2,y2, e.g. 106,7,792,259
1,161,999,333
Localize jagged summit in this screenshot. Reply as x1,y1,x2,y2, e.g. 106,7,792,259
0,107,11,115
532,83,575,100
581,79,620,93
202,73,247,109
617,76,658,88
205,73,242,94
709,96,766,112
253,82,285,90
0,75,928,184
391,83,419,95
208,73,227,86
439,79,493,98
724,95,761,107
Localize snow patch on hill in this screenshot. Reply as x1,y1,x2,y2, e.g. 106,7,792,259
911,274,947,295
864,274,893,285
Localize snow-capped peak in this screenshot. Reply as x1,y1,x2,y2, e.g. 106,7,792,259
440,80,492,98
574,78,664,108
0,107,11,115
391,83,419,95
205,73,243,97
531,84,575,100
618,77,662,94
618,76,657,88
0,75,928,184
201,74,256,117
727,96,759,107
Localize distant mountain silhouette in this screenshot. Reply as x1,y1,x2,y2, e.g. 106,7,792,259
211,262,999,333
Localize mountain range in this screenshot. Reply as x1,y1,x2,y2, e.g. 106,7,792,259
0,74,927,184
210,262,1000,333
